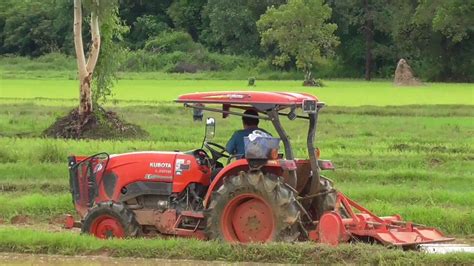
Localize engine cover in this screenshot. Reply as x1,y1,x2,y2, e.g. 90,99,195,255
70,151,211,214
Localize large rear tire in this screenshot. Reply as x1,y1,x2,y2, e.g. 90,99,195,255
205,171,301,243
81,201,140,239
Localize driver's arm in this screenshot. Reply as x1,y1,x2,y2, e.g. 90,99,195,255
226,132,238,155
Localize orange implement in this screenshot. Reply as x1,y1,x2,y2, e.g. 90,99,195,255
309,192,454,248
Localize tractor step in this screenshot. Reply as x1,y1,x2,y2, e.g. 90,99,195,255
64,214,82,229
309,192,454,247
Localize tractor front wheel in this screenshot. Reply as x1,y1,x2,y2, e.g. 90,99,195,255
81,201,140,239
206,171,301,243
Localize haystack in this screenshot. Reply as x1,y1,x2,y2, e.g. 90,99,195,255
394,59,423,86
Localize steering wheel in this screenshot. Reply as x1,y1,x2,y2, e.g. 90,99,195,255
204,141,230,160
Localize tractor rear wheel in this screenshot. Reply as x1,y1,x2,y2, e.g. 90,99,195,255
81,201,140,239
205,171,301,243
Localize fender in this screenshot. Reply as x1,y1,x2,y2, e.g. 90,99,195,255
203,159,296,207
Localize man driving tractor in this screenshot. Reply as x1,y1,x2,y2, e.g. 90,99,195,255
225,109,270,157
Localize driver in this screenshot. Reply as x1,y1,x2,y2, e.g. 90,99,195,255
226,109,269,157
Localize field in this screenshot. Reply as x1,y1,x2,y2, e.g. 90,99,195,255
0,78,473,263
1,79,472,106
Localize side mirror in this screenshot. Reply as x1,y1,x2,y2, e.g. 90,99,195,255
205,117,216,140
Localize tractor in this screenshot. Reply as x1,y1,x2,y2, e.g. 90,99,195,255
65,91,453,247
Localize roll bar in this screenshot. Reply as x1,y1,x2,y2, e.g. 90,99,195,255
183,102,324,192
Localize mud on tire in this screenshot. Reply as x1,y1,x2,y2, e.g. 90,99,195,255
81,201,140,238
205,171,301,243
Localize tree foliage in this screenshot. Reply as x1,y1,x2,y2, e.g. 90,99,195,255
417,0,474,43
0,0,472,82
257,0,339,80
0,0,73,56
92,2,128,106
202,0,286,55
167,0,206,40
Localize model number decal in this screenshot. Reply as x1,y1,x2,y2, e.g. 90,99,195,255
150,162,172,168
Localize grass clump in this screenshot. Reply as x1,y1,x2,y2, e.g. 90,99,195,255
0,193,72,221
37,141,67,163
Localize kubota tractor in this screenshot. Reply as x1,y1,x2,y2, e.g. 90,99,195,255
66,91,453,247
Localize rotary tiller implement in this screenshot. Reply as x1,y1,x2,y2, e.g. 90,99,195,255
309,192,453,247
65,91,453,248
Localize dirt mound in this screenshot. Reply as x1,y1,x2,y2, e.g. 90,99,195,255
394,58,423,86
10,215,31,224
43,107,148,139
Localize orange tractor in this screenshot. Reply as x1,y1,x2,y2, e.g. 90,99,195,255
66,91,453,247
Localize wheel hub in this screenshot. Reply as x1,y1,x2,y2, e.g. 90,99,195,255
91,215,125,239
222,194,275,243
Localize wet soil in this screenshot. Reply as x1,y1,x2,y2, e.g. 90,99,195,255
43,107,147,139
0,253,274,266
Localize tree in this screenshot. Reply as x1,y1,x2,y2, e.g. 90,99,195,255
202,0,285,55
119,0,172,50
167,0,206,40
1,0,73,56
420,0,474,43
125,15,169,50
388,0,473,82
328,0,392,81
73,0,123,118
257,0,339,84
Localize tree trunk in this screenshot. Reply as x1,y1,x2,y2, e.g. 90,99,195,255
305,70,312,82
73,0,101,118
363,0,374,81
303,70,316,86
79,74,93,116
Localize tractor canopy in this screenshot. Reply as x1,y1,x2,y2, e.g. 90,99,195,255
176,91,319,105
176,91,322,115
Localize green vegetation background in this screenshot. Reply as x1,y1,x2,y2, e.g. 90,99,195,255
1,0,473,82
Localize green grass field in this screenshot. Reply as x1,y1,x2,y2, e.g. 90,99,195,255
1,79,473,106
0,78,473,263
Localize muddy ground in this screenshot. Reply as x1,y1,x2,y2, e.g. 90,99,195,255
0,253,274,266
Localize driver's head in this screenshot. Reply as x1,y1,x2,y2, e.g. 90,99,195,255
242,109,259,128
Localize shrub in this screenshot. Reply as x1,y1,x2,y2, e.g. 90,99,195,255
303,78,324,87
122,48,263,74
144,31,202,53
248,77,256,86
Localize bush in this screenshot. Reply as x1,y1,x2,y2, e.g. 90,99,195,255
0,53,75,71
121,50,186,72
144,31,202,53
248,77,256,86
122,48,262,73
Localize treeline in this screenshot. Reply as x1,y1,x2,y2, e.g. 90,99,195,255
0,0,472,81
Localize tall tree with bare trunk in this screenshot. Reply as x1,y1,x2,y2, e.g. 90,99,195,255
74,0,100,118
73,0,126,120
